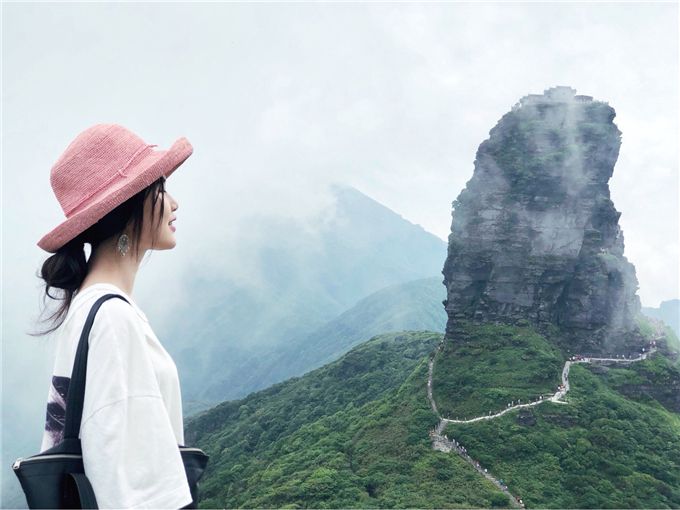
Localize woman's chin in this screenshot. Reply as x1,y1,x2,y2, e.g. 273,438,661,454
155,235,177,250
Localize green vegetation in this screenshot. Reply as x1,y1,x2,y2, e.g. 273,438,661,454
444,361,680,508
187,321,680,509
485,109,620,192
665,325,680,359
635,314,656,339
487,117,573,188
189,331,443,452
433,321,564,419
487,121,537,185
601,354,680,413
578,121,620,145
192,331,510,508
636,312,680,363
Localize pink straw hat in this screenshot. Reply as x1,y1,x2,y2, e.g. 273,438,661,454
37,123,193,253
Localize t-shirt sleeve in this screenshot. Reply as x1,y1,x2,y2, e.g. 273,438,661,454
78,298,193,509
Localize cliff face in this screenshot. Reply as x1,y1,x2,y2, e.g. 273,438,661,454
442,86,643,354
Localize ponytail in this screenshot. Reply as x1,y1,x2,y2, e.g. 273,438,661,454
42,237,88,296
28,236,88,337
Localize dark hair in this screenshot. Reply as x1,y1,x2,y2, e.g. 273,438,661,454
28,176,168,338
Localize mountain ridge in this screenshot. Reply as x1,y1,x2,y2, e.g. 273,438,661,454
168,183,447,409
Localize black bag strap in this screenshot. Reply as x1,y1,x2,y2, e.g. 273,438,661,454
64,293,130,440
66,472,99,509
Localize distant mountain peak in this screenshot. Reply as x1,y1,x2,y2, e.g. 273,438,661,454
328,182,444,243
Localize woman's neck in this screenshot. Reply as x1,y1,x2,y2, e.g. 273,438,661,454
79,238,144,297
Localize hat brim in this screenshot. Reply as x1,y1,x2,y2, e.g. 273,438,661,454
37,136,193,253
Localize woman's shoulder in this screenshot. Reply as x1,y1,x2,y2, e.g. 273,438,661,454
96,295,139,323
83,299,151,361
63,291,144,345
63,284,147,329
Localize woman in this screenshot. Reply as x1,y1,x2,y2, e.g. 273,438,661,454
30,123,196,509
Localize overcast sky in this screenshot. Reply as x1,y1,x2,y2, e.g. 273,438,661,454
2,3,678,494
4,1,677,315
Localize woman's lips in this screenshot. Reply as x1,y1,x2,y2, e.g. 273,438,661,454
170,224,176,232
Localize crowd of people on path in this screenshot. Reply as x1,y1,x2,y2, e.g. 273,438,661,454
505,395,545,407
428,430,526,508
569,340,657,362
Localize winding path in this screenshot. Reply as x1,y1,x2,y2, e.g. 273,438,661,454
426,337,660,508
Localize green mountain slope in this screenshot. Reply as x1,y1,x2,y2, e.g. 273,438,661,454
186,331,444,452
433,320,680,508
252,276,447,391
444,358,680,508
186,331,512,508
433,321,564,419
184,276,447,419
184,321,679,508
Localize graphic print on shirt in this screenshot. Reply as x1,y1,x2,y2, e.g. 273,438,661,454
44,374,71,447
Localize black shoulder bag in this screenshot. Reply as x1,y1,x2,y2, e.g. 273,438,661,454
12,293,210,509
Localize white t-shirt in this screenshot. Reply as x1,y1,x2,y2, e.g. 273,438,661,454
39,282,193,509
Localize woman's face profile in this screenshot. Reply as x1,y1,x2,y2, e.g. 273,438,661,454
140,180,179,251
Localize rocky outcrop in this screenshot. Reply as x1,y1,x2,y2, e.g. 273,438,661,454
442,86,644,354
516,409,537,427
613,380,680,414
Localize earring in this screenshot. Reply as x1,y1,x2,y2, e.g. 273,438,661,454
117,233,129,256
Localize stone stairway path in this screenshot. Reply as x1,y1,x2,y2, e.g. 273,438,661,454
426,336,661,508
